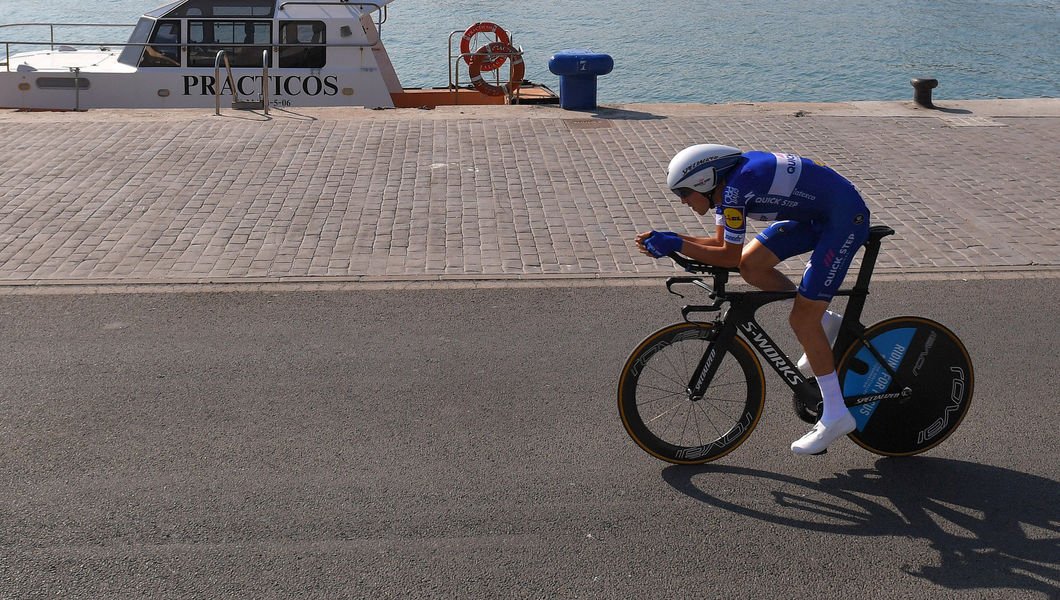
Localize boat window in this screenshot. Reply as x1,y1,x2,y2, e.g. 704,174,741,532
165,0,274,18
279,21,326,69
188,20,272,67
140,20,182,67
118,17,157,66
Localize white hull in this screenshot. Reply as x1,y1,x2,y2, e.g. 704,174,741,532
1,50,397,109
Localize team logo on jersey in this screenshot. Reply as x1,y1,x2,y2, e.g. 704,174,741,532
724,208,744,229
768,153,802,197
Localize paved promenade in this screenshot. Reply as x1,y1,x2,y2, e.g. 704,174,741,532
1,98,1058,289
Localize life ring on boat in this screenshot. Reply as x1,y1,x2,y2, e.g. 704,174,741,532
460,22,511,71
468,42,525,98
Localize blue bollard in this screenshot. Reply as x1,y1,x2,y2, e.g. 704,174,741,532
548,49,614,110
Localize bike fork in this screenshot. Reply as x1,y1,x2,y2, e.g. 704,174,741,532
685,319,737,400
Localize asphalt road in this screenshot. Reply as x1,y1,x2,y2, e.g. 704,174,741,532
1,278,1057,599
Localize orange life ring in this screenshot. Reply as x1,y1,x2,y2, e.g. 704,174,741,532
460,22,511,71
468,42,524,98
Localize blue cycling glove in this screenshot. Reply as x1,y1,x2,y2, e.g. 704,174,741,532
643,230,683,258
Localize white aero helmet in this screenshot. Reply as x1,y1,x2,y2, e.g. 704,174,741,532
666,144,743,196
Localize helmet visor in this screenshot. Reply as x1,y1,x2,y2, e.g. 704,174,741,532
672,187,697,199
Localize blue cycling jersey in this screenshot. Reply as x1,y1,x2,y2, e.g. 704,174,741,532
717,151,863,245
714,151,870,301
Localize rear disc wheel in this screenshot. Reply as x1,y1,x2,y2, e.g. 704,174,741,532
838,317,973,456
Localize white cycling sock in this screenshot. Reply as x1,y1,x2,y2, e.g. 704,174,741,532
817,371,847,423
822,310,843,343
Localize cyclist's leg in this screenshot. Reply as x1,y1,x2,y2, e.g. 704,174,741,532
739,240,793,291
791,303,855,453
748,221,848,379
743,220,834,375
790,294,832,377
790,213,870,454
739,220,815,292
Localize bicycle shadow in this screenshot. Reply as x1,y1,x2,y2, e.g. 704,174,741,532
662,457,1059,596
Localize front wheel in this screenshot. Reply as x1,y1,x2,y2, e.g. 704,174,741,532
618,322,766,464
838,317,974,456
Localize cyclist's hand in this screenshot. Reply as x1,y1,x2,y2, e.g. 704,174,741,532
642,230,683,258
634,231,654,256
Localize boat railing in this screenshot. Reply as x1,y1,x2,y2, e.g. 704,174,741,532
447,28,516,91
1,23,133,71
1,40,172,73
0,23,132,50
3,39,392,74
278,1,387,30
261,48,270,113
447,29,525,105
1,6,389,72
214,50,235,115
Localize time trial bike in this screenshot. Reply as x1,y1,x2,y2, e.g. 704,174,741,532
618,225,974,464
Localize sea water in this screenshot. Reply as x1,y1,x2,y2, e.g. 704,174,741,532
1,0,1056,103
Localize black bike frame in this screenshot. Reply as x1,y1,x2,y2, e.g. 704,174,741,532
683,288,823,404
670,225,899,404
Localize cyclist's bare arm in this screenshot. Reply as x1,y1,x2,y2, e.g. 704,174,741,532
678,225,725,248
679,228,742,268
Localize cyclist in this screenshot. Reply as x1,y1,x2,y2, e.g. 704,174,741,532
635,144,870,455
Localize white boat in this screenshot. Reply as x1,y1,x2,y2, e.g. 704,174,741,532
0,0,555,110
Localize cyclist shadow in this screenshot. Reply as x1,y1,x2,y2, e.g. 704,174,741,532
662,457,1059,596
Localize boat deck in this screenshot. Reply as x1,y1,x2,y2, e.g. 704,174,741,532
2,48,132,72
392,84,557,107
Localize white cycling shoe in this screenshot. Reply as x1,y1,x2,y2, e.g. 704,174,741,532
791,411,856,455
797,310,844,377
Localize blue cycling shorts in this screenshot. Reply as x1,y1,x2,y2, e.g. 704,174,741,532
756,209,870,302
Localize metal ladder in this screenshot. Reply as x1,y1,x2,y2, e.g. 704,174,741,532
214,49,269,115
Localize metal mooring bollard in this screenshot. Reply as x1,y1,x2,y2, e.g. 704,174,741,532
910,78,939,108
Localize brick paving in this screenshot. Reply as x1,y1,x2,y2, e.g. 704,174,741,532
0,100,1057,287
